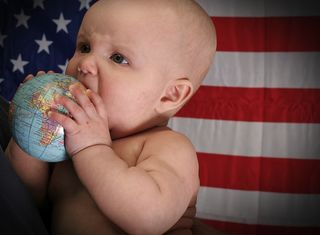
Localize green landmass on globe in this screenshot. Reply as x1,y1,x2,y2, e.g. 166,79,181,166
10,73,84,162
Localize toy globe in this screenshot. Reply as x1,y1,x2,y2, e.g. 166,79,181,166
10,73,84,162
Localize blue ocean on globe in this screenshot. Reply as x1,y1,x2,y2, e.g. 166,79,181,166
10,73,83,162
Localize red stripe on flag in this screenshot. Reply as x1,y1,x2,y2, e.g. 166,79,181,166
212,16,320,52
200,219,320,235
197,152,320,194
176,86,320,123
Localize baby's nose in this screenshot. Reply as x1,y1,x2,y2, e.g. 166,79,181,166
78,55,98,76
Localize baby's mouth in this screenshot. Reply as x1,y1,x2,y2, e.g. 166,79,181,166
75,75,91,91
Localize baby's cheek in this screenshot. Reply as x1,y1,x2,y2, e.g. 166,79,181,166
65,62,77,77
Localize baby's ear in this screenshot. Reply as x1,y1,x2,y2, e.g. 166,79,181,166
156,78,194,115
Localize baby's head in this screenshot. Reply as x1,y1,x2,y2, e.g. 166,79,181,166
66,0,216,138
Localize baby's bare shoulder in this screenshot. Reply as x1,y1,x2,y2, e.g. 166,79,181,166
140,126,196,155
138,127,200,201
139,127,199,180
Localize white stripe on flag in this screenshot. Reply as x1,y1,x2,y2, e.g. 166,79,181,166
196,186,320,226
196,0,320,17
203,52,320,88
169,118,320,159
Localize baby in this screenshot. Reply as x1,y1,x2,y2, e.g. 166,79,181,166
6,0,216,234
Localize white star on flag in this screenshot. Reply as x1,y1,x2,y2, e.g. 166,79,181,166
14,10,31,29
0,0,98,100
58,59,69,74
10,54,29,73
78,0,92,10
35,34,53,54
33,0,45,9
0,33,7,47
53,13,71,33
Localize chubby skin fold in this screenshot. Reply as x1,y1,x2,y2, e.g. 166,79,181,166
6,0,216,234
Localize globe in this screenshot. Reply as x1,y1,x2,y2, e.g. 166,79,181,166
10,73,84,162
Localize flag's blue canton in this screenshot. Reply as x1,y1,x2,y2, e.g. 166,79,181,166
0,0,97,101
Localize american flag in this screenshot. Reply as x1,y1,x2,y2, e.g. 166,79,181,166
1,0,320,235
169,0,320,234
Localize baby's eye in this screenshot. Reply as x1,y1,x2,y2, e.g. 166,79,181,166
78,43,91,53
110,53,128,64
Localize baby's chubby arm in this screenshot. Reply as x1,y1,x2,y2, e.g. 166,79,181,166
5,71,53,207
49,85,200,234
5,139,50,207
74,130,200,235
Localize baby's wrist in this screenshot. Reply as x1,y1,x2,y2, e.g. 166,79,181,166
70,143,112,159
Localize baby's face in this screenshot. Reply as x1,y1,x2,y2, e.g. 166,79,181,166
66,0,184,138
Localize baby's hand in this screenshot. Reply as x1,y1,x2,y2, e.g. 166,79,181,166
22,70,55,83
48,85,111,156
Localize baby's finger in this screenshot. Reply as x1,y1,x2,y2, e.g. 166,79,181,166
23,74,34,83
87,89,107,119
54,94,89,124
48,70,55,74
69,85,98,119
48,110,77,135
36,71,46,76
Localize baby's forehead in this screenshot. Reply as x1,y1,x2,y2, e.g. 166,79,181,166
81,1,187,40
86,0,194,23
86,1,203,38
